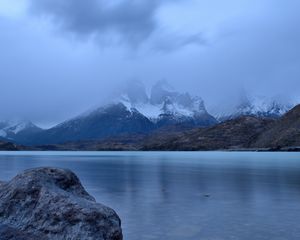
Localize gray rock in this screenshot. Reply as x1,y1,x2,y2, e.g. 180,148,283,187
0,224,43,240
0,167,122,240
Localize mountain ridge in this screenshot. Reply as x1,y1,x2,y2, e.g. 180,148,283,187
0,81,297,146
252,104,300,148
17,81,218,145
33,107,300,151
141,104,300,151
0,120,42,144
3,104,300,151
210,94,294,121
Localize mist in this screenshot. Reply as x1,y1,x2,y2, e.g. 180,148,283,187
0,0,300,127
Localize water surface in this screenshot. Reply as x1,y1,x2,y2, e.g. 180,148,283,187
0,151,300,240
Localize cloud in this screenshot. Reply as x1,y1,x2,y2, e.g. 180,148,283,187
152,32,207,52
0,0,27,18
28,0,202,49
1,0,300,126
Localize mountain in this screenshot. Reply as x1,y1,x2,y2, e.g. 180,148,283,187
142,104,300,151
211,94,294,121
120,80,217,127
26,81,216,145
37,105,300,152
1,81,297,147
20,104,300,151
253,104,300,149
29,103,155,145
0,120,42,144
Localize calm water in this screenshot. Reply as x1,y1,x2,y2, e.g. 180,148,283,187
1,151,300,240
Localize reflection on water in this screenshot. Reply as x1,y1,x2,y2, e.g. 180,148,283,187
1,152,300,240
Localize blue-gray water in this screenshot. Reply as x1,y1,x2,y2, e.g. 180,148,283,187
1,151,300,240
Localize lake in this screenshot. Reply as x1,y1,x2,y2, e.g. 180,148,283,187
0,151,300,240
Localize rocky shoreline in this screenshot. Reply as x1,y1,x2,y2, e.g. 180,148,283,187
0,167,123,240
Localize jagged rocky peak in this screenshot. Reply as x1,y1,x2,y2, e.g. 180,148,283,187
0,120,41,138
212,91,295,121
150,80,178,105
123,80,149,104
252,96,294,117
161,96,176,115
174,93,208,115
26,80,217,145
117,80,213,120
247,95,294,118
176,93,194,108
149,80,208,111
192,96,208,114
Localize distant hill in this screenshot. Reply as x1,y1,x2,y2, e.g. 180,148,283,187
0,141,28,151
142,116,274,151
253,105,300,149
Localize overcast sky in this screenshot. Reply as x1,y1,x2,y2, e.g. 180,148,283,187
1,0,300,127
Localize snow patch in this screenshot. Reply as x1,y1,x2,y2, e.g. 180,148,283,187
210,94,295,120
0,130,7,138
0,120,36,138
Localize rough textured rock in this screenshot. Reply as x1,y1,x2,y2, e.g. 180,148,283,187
0,224,43,240
0,167,122,240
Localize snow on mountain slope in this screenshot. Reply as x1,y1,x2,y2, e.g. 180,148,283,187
211,94,295,121
0,130,7,138
30,103,155,145
117,80,216,126
253,97,292,117
0,120,42,141
39,80,218,145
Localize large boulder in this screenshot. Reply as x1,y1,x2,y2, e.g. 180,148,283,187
0,224,43,240
0,167,122,240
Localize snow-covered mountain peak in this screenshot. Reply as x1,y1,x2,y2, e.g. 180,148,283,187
161,96,176,115
211,93,295,121
150,80,177,105
124,80,149,104
0,120,41,139
192,96,207,114
249,95,293,116
115,81,211,121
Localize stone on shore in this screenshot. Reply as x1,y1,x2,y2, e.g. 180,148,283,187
0,167,122,240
